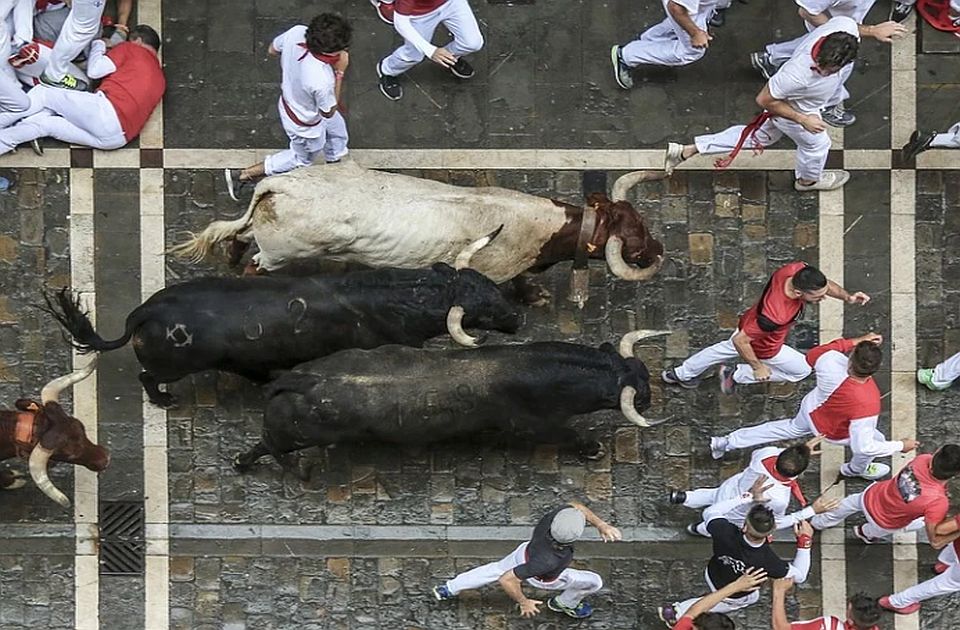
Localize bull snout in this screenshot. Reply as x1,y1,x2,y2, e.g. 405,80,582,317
83,446,111,472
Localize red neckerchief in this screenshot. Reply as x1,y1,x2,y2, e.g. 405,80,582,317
35,0,63,11
714,111,773,169
761,456,808,507
297,43,340,65
809,36,828,72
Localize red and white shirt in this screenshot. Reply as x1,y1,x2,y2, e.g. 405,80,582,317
738,261,807,359
791,617,878,630
393,0,456,60
395,0,448,16
863,454,949,530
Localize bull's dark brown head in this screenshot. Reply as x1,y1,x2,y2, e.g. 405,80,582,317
588,193,664,277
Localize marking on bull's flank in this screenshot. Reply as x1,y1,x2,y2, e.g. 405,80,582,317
288,298,308,334
164,324,193,348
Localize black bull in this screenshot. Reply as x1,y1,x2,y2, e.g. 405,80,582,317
43,264,521,407
235,332,665,472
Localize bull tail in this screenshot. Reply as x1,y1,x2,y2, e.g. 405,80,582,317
40,288,135,354
166,190,265,263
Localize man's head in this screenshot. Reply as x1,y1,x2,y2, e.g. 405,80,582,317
813,32,859,75
128,25,161,52
850,341,883,377
743,504,777,540
695,612,735,630
776,443,811,478
306,13,352,55
931,444,960,481
550,507,586,544
846,593,882,629
789,265,829,303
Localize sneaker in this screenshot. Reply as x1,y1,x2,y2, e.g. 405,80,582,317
846,462,891,481
664,142,686,175
610,45,633,90
917,368,951,391
902,131,937,162
432,585,454,601
794,170,850,192
30,139,43,156
547,597,593,619
934,561,950,575
40,72,87,91
719,365,736,395
685,522,707,537
668,489,687,505
449,58,475,80
821,103,857,128
658,603,679,627
370,0,395,24
661,367,700,389
879,595,921,615
749,51,779,80
710,436,729,460
854,524,882,545
708,7,727,27
224,168,251,202
889,1,913,22
377,61,403,101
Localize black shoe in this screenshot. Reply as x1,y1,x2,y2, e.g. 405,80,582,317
708,8,727,27
450,58,475,80
661,367,702,389
668,490,687,505
902,130,936,162
30,139,43,156
890,1,913,22
224,168,251,202
377,61,403,100
39,72,88,91
749,51,779,80
821,103,856,128
685,522,705,537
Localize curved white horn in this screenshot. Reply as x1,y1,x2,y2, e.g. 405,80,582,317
28,445,70,507
611,171,668,202
454,224,504,270
604,237,663,282
619,329,672,358
446,306,484,347
41,356,97,405
619,387,650,428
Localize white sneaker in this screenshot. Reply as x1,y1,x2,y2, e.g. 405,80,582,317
664,142,685,175
794,170,850,192
849,462,891,481
710,436,729,460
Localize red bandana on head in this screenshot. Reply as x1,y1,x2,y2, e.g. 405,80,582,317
761,456,808,507
809,35,828,71
297,43,340,65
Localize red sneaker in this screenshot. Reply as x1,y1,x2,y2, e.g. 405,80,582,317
370,0,395,24
879,596,921,615
934,561,950,575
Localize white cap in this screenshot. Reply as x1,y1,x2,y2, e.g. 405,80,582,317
550,508,586,544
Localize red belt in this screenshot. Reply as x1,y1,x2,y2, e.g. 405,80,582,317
281,96,322,127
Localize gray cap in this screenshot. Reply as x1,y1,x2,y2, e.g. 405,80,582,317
550,508,586,544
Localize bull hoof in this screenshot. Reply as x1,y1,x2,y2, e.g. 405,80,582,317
233,454,254,473
581,441,606,461
149,393,177,409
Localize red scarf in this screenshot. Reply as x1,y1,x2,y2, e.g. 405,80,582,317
297,43,340,65
810,35,828,71
761,456,808,507
714,111,773,169
35,0,64,11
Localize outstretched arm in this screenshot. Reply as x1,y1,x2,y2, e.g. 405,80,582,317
685,568,768,621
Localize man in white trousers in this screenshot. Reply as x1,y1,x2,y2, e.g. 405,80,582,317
0,24,163,155
432,502,620,620
711,334,918,480
0,0,32,114
670,439,841,536
902,124,960,161
658,477,814,625
41,0,107,90
880,519,960,614
663,17,864,192
810,445,960,547
376,0,482,101
749,1,906,127
915,350,960,390
663,262,870,392
610,0,716,90
225,13,351,201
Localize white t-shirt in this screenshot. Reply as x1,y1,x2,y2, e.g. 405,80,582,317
797,0,876,26
768,16,859,115
664,0,719,22
272,25,338,138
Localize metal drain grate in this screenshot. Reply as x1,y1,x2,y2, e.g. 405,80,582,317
99,501,145,575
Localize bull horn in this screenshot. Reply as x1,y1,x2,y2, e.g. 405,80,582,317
29,445,70,507
604,237,663,281
619,329,672,359
619,386,670,428
446,306,485,347
41,356,97,405
611,171,668,202
454,224,504,270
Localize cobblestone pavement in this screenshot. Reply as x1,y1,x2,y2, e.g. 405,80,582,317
1,0,960,628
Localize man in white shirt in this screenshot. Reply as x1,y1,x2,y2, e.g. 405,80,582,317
611,0,716,90
0,0,32,114
662,17,861,192
225,13,351,201
749,0,906,127
376,0,483,102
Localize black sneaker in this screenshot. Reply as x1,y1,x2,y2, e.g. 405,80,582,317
30,139,43,156
890,1,913,22
611,44,634,90
377,61,403,101
224,168,251,202
449,58,475,80
749,51,779,80
685,522,705,537
821,103,856,128
40,72,88,91
901,129,936,162
668,490,687,505
661,367,701,389
708,7,727,27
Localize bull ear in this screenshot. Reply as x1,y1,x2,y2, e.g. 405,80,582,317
585,192,610,207
432,262,455,274
598,342,616,354
15,399,41,412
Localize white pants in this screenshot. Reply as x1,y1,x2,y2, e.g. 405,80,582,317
263,105,349,176
445,542,603,608
931,123,960,149
45,0,105,81
380,0,483,76
684,475,742,536
809,489,925,538
889,544,960,608
674,332,812,384
12,40,88,90
675,569,761,616
695,115,832,182
0,59,29,114
621,12,709,67
0,85,125,155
